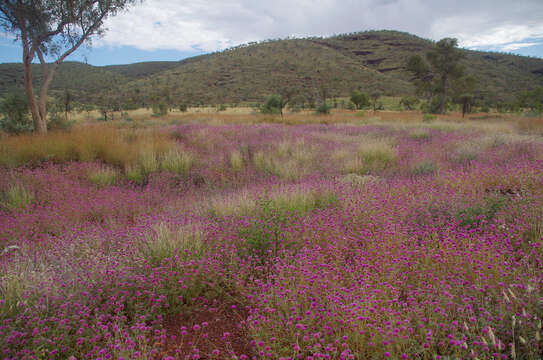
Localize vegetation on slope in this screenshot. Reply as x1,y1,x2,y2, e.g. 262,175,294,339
1,30,543,107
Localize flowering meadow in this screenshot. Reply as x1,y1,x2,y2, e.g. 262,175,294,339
0,116,542,359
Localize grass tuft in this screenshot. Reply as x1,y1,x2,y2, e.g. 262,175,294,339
88,167,120,187
411,160,439,176
160,149,194,174
1,183,34,211
139,223,205,266
341,139,397,175
253,140,317,180
229,150,244,171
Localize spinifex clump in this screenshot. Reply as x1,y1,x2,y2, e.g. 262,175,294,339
1,121,542,359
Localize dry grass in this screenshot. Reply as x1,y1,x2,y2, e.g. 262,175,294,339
253,139,319,180
229,150,244,171
204,185,337,219
139,222,205,265
160,149,195,174
517,116,543,135
88,167,120,187
0,124,178,169
333,137,397,175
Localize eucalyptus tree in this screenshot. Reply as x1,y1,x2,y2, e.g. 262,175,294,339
0,0,140,133
407,38,466,114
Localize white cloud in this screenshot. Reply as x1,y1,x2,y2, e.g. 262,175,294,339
432,19,543,48
96,0,543,54
501,42,541,52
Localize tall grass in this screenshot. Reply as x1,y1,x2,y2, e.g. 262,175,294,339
205,186,338,219
0,183,34,211
517,116,543,135
338,138,397,175
229,150,244,171
0,124,177,168
253,140,317,180
88,167,120,187
160,149,194,174
139,223,205,266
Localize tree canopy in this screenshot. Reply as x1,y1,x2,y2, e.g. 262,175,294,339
407,38,468,114
350,90,369,110
0,0,140,133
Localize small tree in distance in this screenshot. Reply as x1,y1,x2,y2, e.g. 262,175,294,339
407,38,466,114
350,90,370,110
261,95,287,116
0,0,141,133
370,91,382,112
400,96,420,110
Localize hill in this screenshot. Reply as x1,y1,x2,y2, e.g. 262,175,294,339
315,31,543,102
103,61,181,79
118,38,413,106
1,30,543,106
0,62,131,103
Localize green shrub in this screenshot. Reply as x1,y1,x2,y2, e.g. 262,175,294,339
47,102,74,131
289,105,302,113
350,90,370,110
261,95,284,115
400,96,420,110
422,113,437,122
0,93,33,134
152,102,168,117
178,104,188,112
1,184,34,211
218,104,227,112
315,102,331,114
239,190,338,259
355,111,366,117
423,95,445,114
456,197,506,228
207,188,339,259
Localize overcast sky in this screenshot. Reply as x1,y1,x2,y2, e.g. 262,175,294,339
1,0,543,65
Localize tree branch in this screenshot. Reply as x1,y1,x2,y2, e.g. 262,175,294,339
54,11,106,64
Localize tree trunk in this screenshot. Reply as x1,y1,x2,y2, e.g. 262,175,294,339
23,57,47,133
37,63,59,132
439,76,448,114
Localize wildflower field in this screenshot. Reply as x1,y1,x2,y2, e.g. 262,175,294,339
1,113,542,359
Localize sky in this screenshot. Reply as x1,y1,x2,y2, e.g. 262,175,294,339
1,0,543,66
